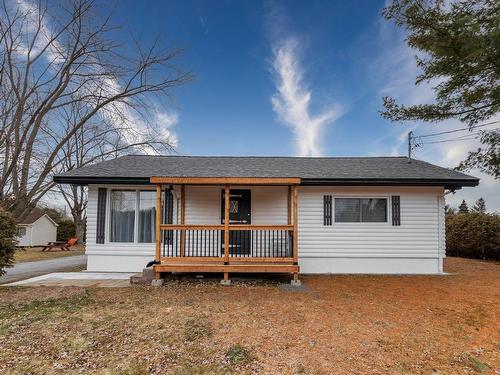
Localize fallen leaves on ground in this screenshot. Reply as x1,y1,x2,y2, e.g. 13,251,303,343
0,257,498,374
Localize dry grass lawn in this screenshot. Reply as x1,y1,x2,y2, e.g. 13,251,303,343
14,244,85,263
0,257,498,374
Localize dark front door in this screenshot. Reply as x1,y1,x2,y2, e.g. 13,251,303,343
221,189,251,255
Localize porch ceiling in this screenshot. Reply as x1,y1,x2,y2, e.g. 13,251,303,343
149,176,301,185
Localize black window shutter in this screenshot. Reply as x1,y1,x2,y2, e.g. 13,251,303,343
96,188,107,244
324,195,332,225
392,196,401,226
163,187,174,244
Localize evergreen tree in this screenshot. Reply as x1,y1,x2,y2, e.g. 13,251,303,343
381,0,500,178
458,200,469,213
0,209,17,276
472,197,487,213
445,204,456,215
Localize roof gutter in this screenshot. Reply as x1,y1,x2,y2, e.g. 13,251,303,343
53,175,479,189
300,178,479,188
53,176,151,185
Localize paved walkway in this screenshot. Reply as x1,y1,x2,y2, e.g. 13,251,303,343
2,272,136,287
0,255,86,284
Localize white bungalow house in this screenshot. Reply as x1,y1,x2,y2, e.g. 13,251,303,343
16,210,58,247
53,155,478,281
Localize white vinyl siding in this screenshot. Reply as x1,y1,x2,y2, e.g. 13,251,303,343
298,186,444,259
85,184,445,273
182,185,288,224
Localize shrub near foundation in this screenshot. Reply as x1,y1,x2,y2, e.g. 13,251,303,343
446,212,500,260
0,209,17,276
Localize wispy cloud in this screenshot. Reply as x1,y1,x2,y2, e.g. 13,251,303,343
270,38,343,156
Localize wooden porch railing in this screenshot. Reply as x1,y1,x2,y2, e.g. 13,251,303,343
159,224,294,262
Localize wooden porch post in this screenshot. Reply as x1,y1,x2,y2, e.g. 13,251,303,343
155,184,162,262
224,185,230,264
287,186,292,225
180,185,185,257
292,185,298,265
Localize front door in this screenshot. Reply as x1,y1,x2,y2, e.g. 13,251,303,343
221,189,251,255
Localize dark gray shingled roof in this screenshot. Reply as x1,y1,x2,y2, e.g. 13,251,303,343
53,155,479,189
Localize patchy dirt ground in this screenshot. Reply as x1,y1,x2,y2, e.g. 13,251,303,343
0,257,498,374
14,245,85,263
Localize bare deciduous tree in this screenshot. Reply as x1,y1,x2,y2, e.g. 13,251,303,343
55,100,177,241
0,0,191,224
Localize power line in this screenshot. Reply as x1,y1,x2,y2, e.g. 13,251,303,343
417,120,500,138
406,121,499,162
423,137,479,145
417,127,499,145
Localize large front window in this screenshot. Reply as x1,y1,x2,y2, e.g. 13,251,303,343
110,190,136,242
335,198,387,223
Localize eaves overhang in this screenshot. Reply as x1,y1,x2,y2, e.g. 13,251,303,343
53,175,480,189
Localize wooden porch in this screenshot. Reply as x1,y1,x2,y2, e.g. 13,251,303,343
151,177,301,283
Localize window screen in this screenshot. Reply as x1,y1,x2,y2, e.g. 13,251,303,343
335,198,387,223
335,198,361,222
361,198,387,222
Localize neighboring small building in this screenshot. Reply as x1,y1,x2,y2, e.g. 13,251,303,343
16,211,58,247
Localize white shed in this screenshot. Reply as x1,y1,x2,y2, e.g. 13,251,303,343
16,212,58,247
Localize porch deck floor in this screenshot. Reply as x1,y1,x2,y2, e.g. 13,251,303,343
154,262,299,274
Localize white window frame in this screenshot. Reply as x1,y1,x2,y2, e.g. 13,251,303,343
333,196,390,225
106,188,158,244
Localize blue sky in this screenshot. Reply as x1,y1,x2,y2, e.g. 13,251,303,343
107,1,498,210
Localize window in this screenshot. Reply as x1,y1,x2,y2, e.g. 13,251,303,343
110,190,136,242
138,191,156,243
334,198,387,223
17,226,27,237
106,189,176,244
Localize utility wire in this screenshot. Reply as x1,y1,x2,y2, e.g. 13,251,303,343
407,121,499,160
417,120,500,138
423,137,479,145
416,127,499,145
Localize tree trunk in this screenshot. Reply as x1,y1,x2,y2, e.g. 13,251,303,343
73,214,86,244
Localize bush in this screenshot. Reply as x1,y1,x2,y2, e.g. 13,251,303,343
446,212,500,260
56,219,76,241
0,209,17,276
